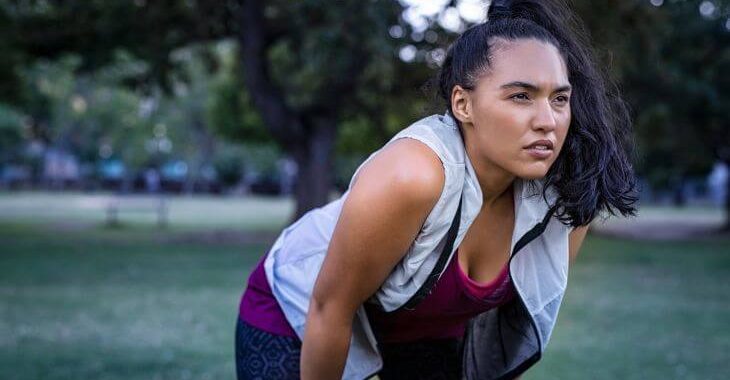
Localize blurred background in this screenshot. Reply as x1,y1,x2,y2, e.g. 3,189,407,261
0,0,728,379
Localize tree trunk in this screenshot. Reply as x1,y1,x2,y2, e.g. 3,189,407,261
291,116,337,220
237,0,333,220
236,0,304,148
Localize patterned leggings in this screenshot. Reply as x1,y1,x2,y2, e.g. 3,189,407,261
235,319,462,380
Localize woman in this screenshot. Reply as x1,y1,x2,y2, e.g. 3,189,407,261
236,0,637,379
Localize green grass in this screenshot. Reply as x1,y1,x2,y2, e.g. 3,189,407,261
0,223,267,379
1,192,729,379
525,237,730,380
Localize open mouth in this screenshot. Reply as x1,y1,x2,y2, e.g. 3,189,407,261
524,140,554,159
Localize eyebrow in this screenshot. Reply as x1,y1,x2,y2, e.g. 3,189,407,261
500,81,572,93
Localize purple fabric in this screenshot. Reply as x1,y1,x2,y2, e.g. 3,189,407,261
364,249,515,343
239,253,298,337
238,249,515,342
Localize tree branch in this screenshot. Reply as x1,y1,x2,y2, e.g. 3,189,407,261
236,0,304,150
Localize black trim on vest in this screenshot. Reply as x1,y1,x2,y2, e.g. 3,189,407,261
391,196,463,312
494,351,541,380
361,367,382,380
496,204,558,380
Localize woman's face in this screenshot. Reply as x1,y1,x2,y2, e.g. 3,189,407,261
452,38,572,180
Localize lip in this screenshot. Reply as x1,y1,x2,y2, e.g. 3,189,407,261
523,139,554,159
524,139,554,150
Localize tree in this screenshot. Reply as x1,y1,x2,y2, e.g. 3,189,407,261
3,0,436,218
12,0,729,226
237,0,431,216
573,0,730,227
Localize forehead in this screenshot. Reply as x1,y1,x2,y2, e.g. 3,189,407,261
480,38,569,89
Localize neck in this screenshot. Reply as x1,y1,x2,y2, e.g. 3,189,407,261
476,162,515,207
463,136,515,207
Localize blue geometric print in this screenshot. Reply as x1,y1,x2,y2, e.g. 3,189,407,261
235,319,301,380
235,318,462,379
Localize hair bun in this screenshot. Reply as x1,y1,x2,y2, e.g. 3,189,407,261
488,0,512,20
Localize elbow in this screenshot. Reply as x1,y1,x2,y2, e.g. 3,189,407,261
307,294,357,330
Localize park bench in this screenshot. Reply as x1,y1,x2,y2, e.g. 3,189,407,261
105,196,168,228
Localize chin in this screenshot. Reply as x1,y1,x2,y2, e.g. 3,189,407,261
514,164,551,180
518,172,548,181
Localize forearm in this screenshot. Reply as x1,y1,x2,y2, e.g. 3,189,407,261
300,307,353,380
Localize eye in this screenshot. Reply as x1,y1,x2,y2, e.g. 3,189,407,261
510,93,530,102
553,95,570,104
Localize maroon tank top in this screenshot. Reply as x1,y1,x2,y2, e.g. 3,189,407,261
365,249,515,343
239,252,298,337
239,249,515,342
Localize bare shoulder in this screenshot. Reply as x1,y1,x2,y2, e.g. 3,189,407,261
351,137,445,206
569,225,590,262
310,138,446,314
570,225,589,237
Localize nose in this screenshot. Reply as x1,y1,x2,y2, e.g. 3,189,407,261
532,99,557,133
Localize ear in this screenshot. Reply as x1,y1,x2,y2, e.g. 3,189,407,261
450,85,472,125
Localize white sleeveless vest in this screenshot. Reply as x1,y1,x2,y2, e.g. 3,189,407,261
263,112,572,379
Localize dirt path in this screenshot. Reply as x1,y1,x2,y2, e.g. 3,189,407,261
164,229,280,246
590,209,729,241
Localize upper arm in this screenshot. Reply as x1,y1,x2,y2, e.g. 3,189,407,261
310,138,445,318
568,225,589,263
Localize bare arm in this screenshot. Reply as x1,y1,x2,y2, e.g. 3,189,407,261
300,139,445,380
568,225,589,263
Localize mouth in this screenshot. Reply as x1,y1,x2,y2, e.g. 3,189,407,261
523,140,554,159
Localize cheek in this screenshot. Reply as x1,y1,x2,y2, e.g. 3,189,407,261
486,112,527,146
556,115,571,148
472,102,531,159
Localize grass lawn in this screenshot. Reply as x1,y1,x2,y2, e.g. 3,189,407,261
0,192,729,379
524,236,730,380
0,222,267,380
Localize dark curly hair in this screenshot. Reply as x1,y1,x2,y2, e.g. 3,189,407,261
437,0,638,227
